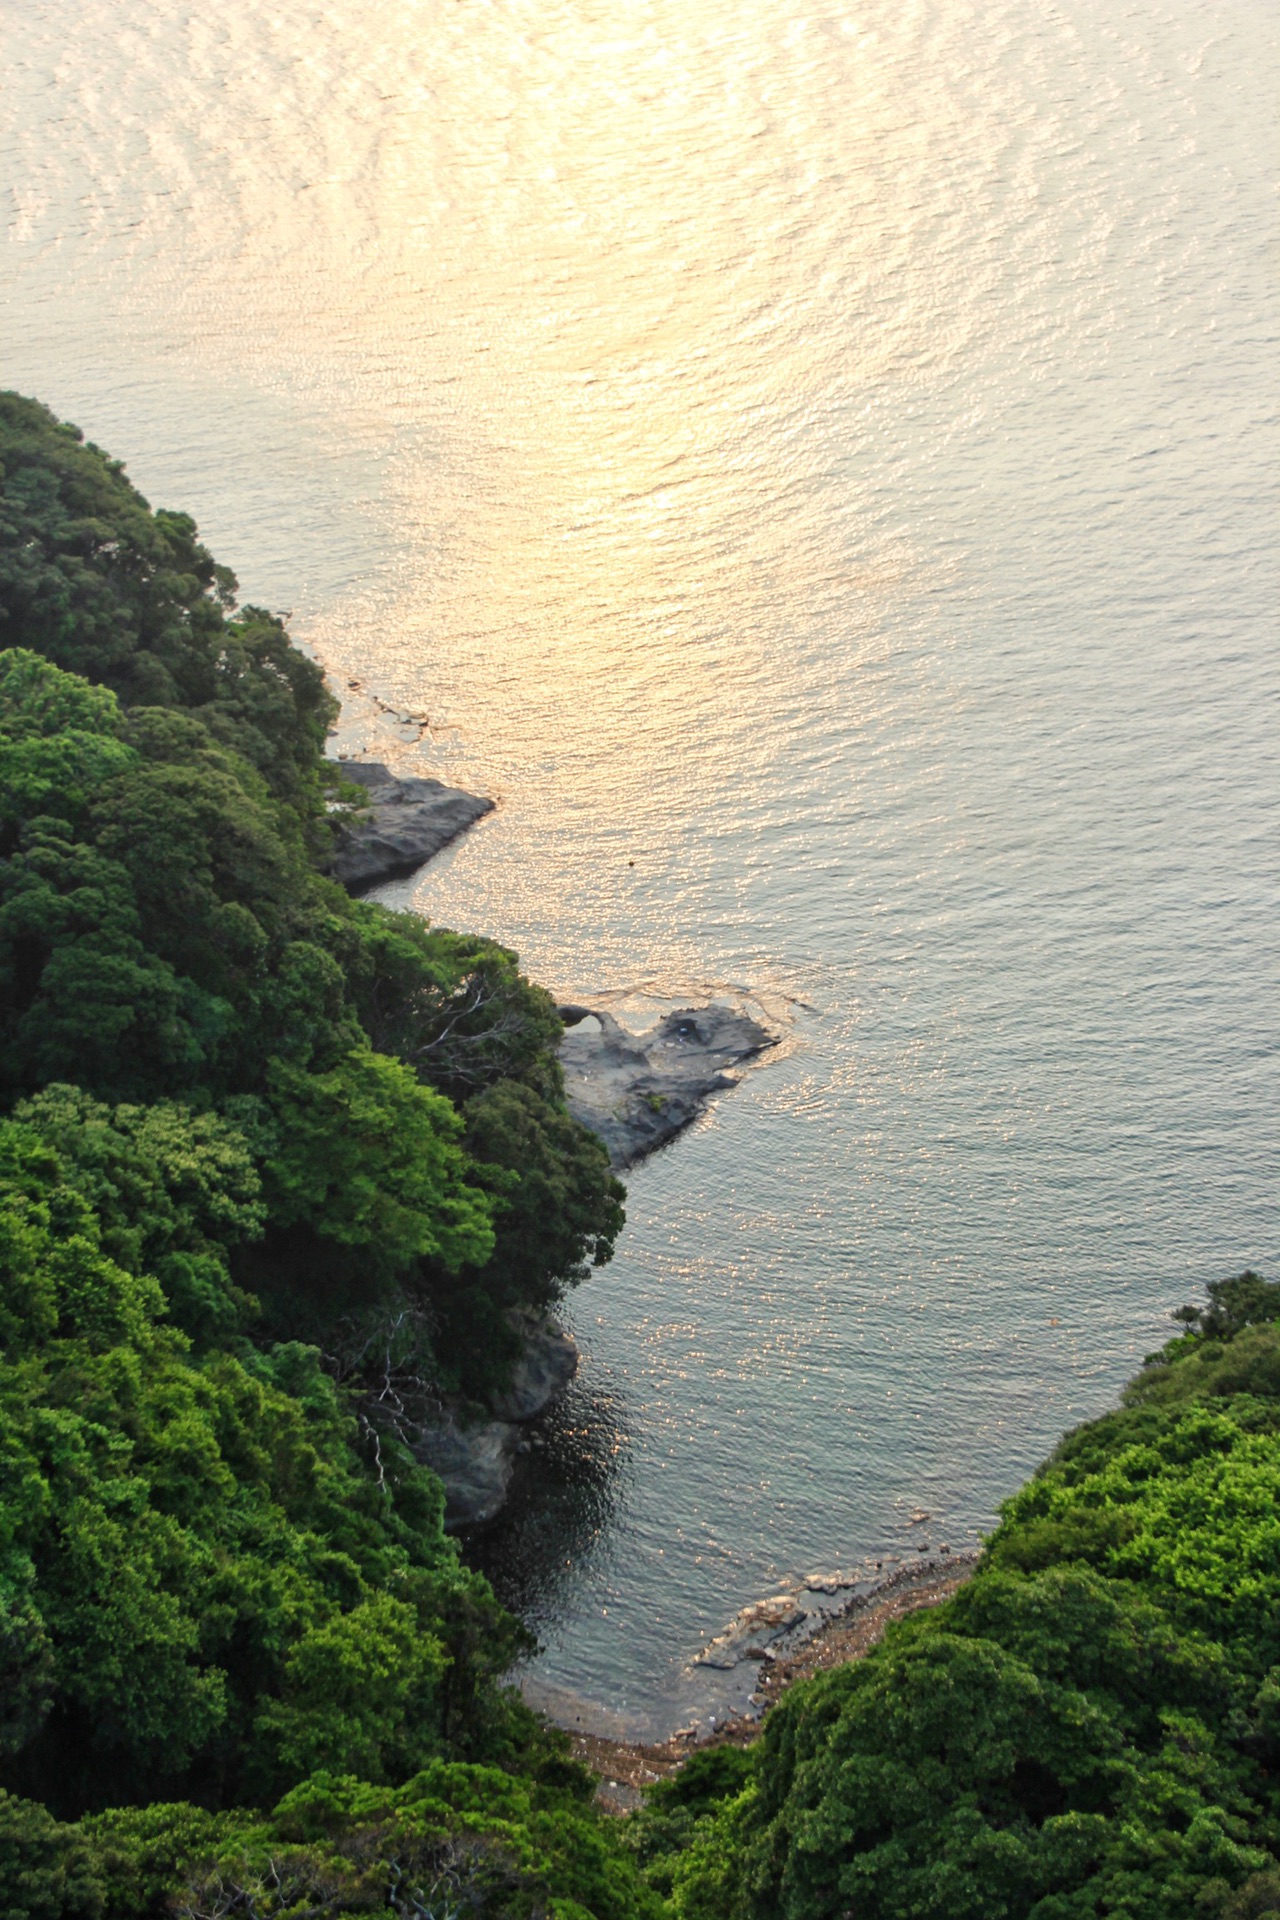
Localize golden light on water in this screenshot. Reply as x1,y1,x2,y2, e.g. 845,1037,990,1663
15,0,983,795
12,0,1192,961
294,0,959,819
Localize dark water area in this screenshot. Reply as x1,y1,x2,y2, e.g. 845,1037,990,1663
4,0,1277,1736
466,1374,636,1646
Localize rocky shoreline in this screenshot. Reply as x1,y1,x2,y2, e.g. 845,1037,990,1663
523,1548,980,1755
324,755,779,1172
327,758,493,892
410,1312,579,1527
568,1553,981,1811
323,755,782,1527
320,750,981,1821
418,1001,778,1523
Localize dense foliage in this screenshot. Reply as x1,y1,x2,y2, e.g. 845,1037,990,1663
0,1097,655,1913
0,389,624,1379
0,1762,669,1920
630,1272,1280,1920
0,394,650,1916
0,391,333,816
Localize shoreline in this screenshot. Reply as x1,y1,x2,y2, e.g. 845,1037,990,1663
565,1551,981,1811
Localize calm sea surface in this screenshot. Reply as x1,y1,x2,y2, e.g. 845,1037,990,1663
4,0,1277,1735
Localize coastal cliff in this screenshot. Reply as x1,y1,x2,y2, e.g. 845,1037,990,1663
0,394,633,1877
413,1311,580,1525
3,393,1276,1920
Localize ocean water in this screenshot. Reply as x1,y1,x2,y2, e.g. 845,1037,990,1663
3,0,1276,1736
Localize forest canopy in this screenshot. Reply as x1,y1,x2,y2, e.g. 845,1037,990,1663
0,393,654,1917
0,390,625,1388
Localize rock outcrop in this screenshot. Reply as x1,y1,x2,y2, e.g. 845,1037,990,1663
488,1311,579,1422
411,1314,579,1527
559,1004,776,1167
692,1557,969,1671
327,760,493,893
412,1415,521,1529
693,1593,811,1670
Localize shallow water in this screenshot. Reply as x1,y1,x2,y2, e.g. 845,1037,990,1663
3,0,1277,1736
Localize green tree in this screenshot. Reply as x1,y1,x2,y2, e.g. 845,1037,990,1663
0,1114,512,1815
253,1594,447,1785
0,392,334,817
463,1080,624,1306
344,910,567,1104
422,1078,625,1397
12,1084,263,1340
0,400,644,1902
0,1792,103,1920
0,649,134,845
256,1046,495,1288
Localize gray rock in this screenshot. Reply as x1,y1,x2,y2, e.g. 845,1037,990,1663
694,1595,809,1669
412,1314,578,1526
488,1313,578,1422
559,1004,776,1168
691,1555,982,1680
327,760,493,893
412,1415,520,1527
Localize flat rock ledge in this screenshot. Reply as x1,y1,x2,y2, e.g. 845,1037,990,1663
689,1554,979,1707
412,1313,578,1528
559,1004,776,1168
692,1558,976,1673
327,760,493,893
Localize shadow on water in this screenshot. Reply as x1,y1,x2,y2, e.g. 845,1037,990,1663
460,1369,634,1643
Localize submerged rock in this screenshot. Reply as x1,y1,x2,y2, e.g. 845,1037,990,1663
327,759,493,893
559,1004,776,1168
